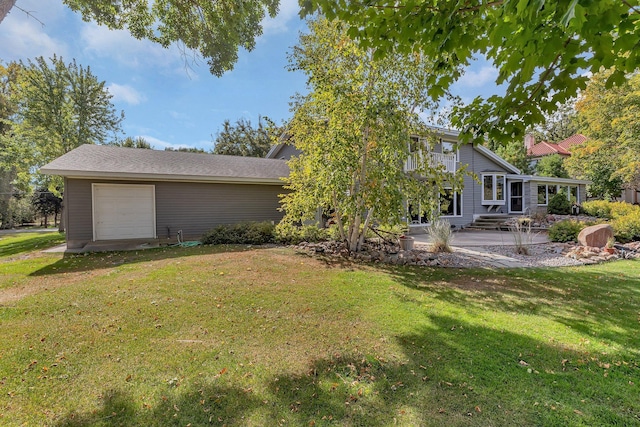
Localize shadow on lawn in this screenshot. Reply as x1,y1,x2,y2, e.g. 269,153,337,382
379,262,640,360
0,232,65,258
29,244,271,276
55,314,639,426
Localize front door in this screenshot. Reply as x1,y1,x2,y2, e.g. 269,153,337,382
509,181,523,213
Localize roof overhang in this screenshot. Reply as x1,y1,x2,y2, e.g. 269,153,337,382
39,169,285,185
506,174,590,185
474,145,521,174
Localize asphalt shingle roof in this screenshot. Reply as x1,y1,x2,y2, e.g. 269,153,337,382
40,144,289,184
527,134,587,157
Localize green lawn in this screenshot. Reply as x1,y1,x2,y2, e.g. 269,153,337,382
0,233,639,426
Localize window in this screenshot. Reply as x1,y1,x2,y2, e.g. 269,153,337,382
537,184,579,206
482,174,505,204
441,189,462,217
537,185,547,205
408,202,430,225
569,186,578,203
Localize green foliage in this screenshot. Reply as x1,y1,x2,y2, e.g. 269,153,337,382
566,70,640,195
10,55,123,192
273,222,329,245
536,154,569,178
529,99,580,143
200,221,275,245
280,18,465,252
164,146,206,153
8,196,35,226
307,1,640,143
582,200,638,219
547,190,571,215
485,139,532,174
611,211,640,243
213,116,278,157
548,220,587,243
110,136,152,149
61,0,278,76
582,200,640,242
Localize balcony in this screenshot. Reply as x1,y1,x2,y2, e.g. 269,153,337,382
404,151,457,173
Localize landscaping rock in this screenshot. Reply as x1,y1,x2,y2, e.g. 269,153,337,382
578,224,614,248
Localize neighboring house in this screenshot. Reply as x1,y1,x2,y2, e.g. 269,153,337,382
40,144,288,249
525,133,588,167
526,133,639,205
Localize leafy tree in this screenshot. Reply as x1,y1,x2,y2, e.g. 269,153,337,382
529,99,580,143
0,61,23,228
165,147,206,153
1,0,279,77
484,139,532,174
213,117,278,157
536,154,569,178
565,69,639,197
309,1,640,142
11,55,123,189
279,18,465,252
110,136,152,149
31,189,62,228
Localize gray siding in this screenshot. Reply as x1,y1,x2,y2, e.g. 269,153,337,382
454,145,512,227
65,178,284,248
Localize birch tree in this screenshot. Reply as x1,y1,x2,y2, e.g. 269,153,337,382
279,18,465,252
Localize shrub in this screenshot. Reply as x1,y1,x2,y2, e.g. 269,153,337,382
510,217,533,255
427,219,453,253
611,211,640,243
547,190,571,215
548,219,587,243
582,200,640,219
201,221,275,245
581,200,614,218
274,223,329,245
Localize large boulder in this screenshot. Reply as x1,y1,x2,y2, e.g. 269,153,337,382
578,224,614,248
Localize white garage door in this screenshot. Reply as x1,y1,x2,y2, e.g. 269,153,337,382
92,184,156,240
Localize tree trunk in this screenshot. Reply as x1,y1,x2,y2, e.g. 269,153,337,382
0,0,17,23
58,203,65,232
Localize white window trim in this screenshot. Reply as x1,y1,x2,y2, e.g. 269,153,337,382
508,180,524,214
440,189,463,218
481,174,506,205
537,184,579,206
537,184,549,206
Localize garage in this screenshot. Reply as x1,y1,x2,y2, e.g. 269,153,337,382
92,183,156,240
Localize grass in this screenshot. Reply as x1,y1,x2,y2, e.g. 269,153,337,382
0,231,65,258
0,233,639,426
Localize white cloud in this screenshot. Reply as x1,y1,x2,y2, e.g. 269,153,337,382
80,22,190,73
107,83,146,105
261,0,301,36
0,6,67,60
456,65,499,88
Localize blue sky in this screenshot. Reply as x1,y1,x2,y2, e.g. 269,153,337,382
1,0,501,151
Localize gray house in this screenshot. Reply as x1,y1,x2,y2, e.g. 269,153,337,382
41,145,288,249
42,130,589,249
397,129,589,230
267,128,589,231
